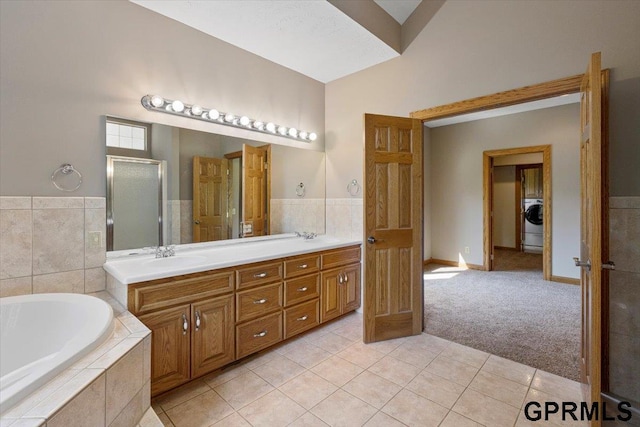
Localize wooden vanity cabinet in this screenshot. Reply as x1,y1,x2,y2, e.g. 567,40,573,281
320,247,362,323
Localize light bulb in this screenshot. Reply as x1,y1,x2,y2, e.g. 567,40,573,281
208,109,220,120
253,121,264,130
171,100,184,113
288,128,298,137
277,126,287,135
309,132,317,141
266,122,276,133
239,116,250,126
299,131,308,139
191,105,203,116
224,113,235,122
150,95,164,108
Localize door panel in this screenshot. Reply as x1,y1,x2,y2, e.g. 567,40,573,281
364,114,423,343
342,263,361,313
578,52,605,412
320,269,341,322
191,295,235,378
242,145,269,237
193,156,229,242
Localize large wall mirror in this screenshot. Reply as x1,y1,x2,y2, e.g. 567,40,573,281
105,117,326,252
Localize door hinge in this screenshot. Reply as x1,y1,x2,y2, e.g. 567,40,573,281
264,162,268,170
226,169,230,176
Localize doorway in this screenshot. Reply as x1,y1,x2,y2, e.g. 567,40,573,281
484,145,551,279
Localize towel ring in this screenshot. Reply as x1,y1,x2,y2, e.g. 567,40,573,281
295,182,306,197
347,179,360,196
51,163,82,192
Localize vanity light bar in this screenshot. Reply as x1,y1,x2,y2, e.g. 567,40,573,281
141,95,317,143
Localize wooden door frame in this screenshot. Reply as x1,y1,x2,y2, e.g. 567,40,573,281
484,146,551,280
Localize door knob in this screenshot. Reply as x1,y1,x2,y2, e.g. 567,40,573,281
194,219,200,224
367,236,376,244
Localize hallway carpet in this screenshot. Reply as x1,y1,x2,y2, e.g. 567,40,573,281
423,264,581,381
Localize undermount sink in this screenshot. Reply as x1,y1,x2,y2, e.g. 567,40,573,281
142,255,207,268
303,236,340,244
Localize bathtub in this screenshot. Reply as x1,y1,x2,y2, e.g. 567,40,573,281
0,293,114,414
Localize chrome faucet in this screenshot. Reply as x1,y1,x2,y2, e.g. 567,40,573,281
295,231,317,240
154,245,176,258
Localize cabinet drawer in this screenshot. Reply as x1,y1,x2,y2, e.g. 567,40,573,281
284,274,319,307
321,245,361,270
128,269,234,315
236,282,283,323
236,260,283,290
284,254,320,279
236,312,283,359
284,299,319,339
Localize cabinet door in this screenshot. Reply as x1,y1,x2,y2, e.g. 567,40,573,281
139,305,190,396
342,263,361,313
191,295,235,378
320,268,342,322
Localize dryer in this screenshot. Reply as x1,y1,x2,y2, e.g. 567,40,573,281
523,198,543,253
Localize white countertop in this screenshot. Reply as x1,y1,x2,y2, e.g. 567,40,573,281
103,234,362,285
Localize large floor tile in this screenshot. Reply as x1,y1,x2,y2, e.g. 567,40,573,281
405,370,466,409
279,371,338,410
164,390,234,427
252,356,306,387
388,343,438,369
481,354,536,386
238,390,306,426
439,411,483,427
452,388,520,427
313,332,356,354
530,370,584,402
211,412,251,426
337,342,385,369
367,356,422,387
203,365,250,389
363,411,407,426
311,390,377,427
468,370,529,408
282,341,332,369
424,355,480,387
155,380,211,412
381,389,448,427
213,371,274,410
439,342,490,368
342,371,402,409
311,355,364,387
288,412,330,426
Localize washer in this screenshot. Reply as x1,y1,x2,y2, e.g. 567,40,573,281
523,198,543,253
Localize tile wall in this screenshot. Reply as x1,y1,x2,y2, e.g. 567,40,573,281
325,198,363,241
0,196,106,298
608,196,640,402
270,198,326,236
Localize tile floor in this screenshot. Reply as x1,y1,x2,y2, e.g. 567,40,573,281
152,312,587,427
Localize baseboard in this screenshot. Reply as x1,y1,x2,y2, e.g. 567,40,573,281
550,275,580,286
426,258,484,271
494,246,519,251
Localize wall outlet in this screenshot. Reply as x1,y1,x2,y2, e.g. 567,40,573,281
88,231,102,249
464,246,470,254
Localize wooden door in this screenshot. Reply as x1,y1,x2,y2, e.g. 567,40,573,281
242,144,269,237
342,263,361,313
191,295,235,378
578,52,606,410
140,305,190,396
320,268,341,322
193,156,229,242
364,114,423,343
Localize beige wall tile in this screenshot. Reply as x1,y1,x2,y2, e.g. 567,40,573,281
138,407,164,427
610,207,640,274
85,197,106,209
609,332,640,401
33,197,84,209
105,341,145,425
47,373,106,427
33,209,84,274
609,270,640,338
85,208,106,268
610,197,640,209
0,196,31,210
2,419,47,427
143,335,151,382
0,277,32,297
33,270,84,294
0,209,32,279
85,267,106,293
109,387,144,427
91,337,141,370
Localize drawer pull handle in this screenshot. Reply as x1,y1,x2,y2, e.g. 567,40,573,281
297,315,309,321
253,272,267,278
254,330,268,338
297,287,308,292
182,314,188,335
344,273,348,283
298,264,308,269
253,298,268,304
195,310,201,331
338,273,344,284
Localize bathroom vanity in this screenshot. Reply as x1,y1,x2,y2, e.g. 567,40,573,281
104,235,361,396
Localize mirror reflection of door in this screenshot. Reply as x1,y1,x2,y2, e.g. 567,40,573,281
192,156,229,243
241,144,270,237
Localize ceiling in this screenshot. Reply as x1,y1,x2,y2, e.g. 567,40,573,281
132,0,424,83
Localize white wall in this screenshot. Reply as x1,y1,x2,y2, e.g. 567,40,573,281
0,1,325,197
430,104,580,278
325,0,640,203
493,166,516,249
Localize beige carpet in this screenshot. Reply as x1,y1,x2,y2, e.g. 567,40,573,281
423,257,581,381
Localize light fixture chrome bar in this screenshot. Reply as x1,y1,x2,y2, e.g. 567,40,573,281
141,95,317,143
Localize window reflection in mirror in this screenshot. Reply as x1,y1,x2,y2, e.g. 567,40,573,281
105,117,325,253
